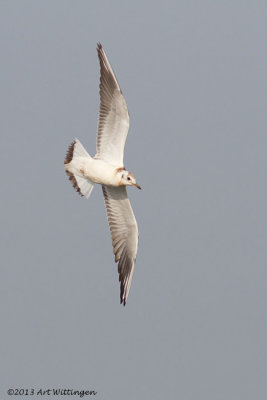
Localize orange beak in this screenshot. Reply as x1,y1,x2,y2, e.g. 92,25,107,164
133,183,141,190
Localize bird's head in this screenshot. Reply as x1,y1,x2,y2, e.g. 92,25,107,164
118,170,141,189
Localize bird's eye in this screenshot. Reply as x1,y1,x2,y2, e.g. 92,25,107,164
127,177,131,181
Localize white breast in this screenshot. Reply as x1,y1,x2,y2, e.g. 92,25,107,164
82,158,120,186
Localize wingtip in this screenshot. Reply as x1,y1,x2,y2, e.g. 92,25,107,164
97,42,102,51
120,297,126,306
120,283,127,306
97,42,105,61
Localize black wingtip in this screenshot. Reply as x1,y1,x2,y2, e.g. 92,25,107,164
120,298,126,306
120,290,127,306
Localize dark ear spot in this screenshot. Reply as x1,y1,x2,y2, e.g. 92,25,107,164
116,166,126,173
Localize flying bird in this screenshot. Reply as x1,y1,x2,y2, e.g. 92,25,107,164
64,43,140,306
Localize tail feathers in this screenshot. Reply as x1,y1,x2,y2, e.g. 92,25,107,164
64,138,90,164
64,139,94,199
75,175,94,199
65,170,84,197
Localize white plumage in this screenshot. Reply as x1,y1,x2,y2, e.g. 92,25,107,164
64,43,141,306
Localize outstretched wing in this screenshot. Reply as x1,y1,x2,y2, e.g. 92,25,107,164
102,185,138,305
95,43,130,166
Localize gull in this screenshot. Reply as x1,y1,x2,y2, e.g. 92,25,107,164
64,43,141,306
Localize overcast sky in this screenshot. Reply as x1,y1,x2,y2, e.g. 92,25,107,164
0,1,266,399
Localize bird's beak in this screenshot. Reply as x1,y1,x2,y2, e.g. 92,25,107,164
133,183,141,190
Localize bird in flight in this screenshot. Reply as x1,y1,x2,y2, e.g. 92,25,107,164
64,43,141,306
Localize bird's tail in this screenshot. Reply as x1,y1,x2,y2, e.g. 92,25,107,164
64,138,94,199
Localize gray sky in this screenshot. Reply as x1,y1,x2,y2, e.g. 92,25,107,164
1,1,266,399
